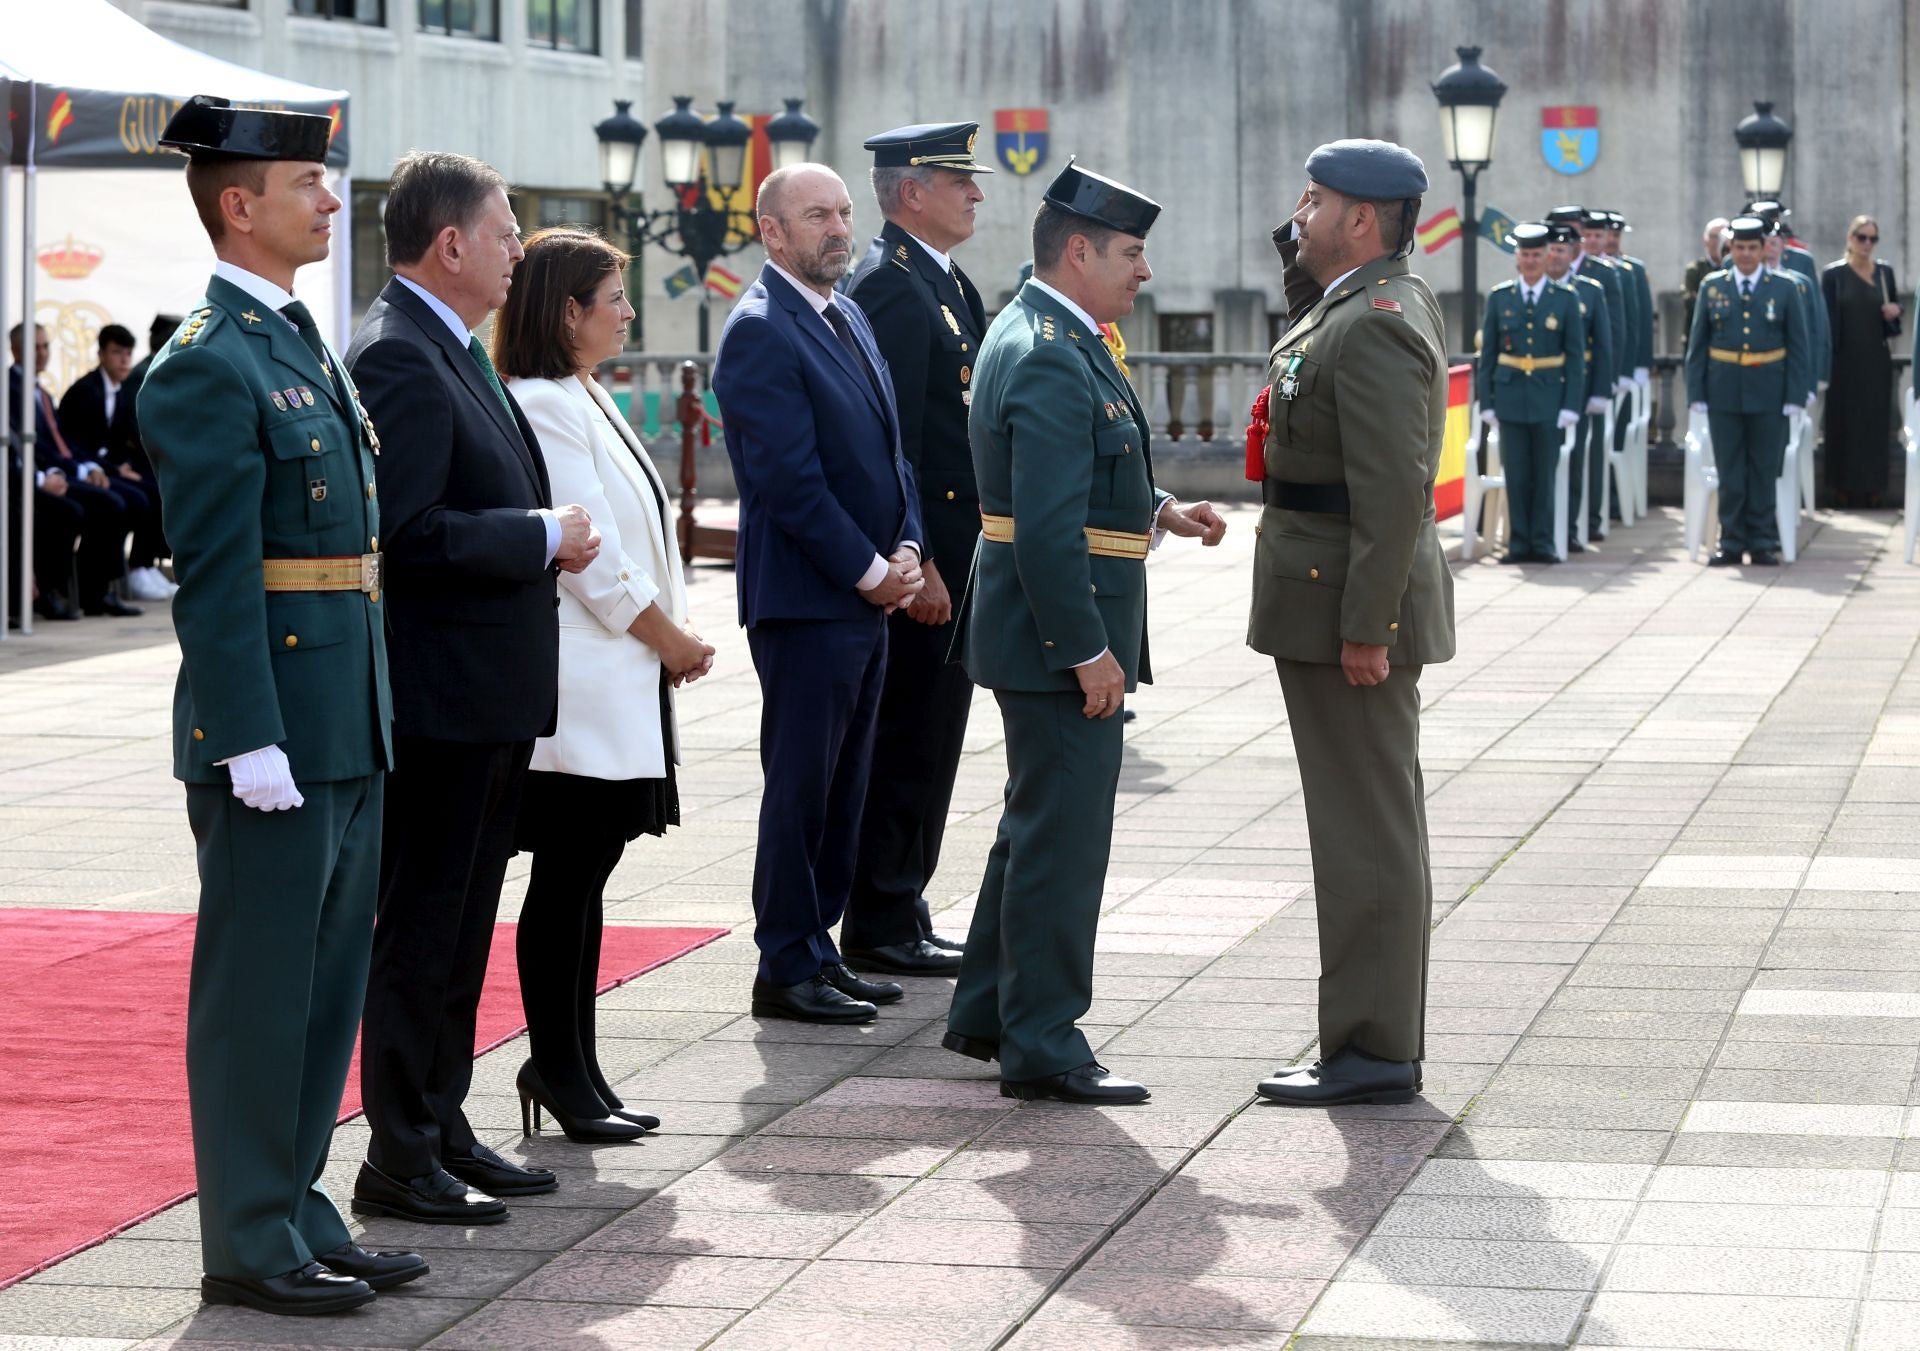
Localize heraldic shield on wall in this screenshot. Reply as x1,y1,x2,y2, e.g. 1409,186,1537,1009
996,108,1048,176
1541,105,1598,174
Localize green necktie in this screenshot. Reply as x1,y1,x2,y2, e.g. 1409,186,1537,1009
467,335,514,422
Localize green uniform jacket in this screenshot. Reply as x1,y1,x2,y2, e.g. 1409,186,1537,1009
1774,266,1829,389
1572,254,1629,381
1250,245,1456,666
1618,253,1656,372
1684,267,1813,413
1558,270,1616,399
953,280,1160,693
140,275,392,784
1475,279,1587,422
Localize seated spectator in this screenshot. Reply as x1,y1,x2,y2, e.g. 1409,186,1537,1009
8,322,142,617
59,324,173,600
5,434,83,626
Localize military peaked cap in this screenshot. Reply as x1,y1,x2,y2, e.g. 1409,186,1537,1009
1545,221,1580,245
1728,216,1768,242
1043,158,1160,236
1545,205,1586,226
864,121,994,173
1305,139,1428,199
159,95,332,164
1745,199,1789,223
1509,222,1551,249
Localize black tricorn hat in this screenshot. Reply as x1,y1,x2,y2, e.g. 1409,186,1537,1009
1042,157,1160,237
159,95,332,164
1728,216,1768,242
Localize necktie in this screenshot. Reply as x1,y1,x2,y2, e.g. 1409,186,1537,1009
36,387,74,459
465,335,516,423
279,300,348,407
823,303,888,411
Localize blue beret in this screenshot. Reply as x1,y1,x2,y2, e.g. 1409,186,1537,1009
1305,139,1428,199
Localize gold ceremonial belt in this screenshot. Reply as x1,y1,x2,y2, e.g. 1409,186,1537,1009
1708,347,1786,366
979,512,1151,560
262,554,384,594
1496,354,1566,374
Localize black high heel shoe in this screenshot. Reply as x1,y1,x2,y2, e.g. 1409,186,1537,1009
516,1061,647,1143
589,1065,661,1132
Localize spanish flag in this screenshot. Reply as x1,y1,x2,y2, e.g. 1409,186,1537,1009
45,92,73,145
1416,207,1462,255
1434,364,1472,521
704,264,744,299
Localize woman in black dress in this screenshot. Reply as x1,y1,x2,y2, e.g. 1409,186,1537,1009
1821,215,1902,507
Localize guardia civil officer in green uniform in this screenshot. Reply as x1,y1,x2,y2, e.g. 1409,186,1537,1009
944,160,1224,1103
141,96,421,1316
1600,210,1655,524
1251,140,1455,1107
1685,216,1813,565
1750,201,1830,394
1476,222,1586,564
1547,206,1627,552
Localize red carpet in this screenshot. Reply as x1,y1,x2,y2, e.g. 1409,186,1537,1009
0,909,726,1288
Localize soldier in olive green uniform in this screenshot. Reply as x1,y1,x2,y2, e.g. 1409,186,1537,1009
1476,222,1587,563
1251,140,1455,1107
945,161,1224,1104
1685,216,1813,565
141,97,418,1316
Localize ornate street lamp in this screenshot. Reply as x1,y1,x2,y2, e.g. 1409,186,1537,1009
1734,99,1792,201
595,94,820,352
766,97,821,172
1431,44,1507,349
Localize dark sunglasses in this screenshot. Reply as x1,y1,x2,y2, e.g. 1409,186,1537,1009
1855,232,1880,243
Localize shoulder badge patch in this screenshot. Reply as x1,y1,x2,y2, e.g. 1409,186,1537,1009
1371,297,1403,313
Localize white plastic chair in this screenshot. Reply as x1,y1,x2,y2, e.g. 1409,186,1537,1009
1598,388,1637,534
1902,382,1919,564
1550,419,1577,561
1798,393,1818,519
1628,377,1652,520
1683,408,1720,561
1578,403,1614,548
1459,409,1508,561
1775,408,1807,563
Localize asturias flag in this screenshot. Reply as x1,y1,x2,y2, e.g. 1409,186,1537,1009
1417,208,1462,254
1478,207,1517,254
662,264,699,299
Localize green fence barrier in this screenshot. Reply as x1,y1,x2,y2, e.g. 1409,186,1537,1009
608,387,723,439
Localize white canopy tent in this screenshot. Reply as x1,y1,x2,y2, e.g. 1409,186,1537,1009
2,0,351,636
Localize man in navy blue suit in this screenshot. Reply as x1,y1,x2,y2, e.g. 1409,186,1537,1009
713,163,926,1024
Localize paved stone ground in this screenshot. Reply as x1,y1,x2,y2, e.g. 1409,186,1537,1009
3,502,1919,1350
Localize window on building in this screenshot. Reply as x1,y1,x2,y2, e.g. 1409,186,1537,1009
419,0,498,38
624,0,641,60
528,0,597,51
533,193,609,230
350,185,390,323
293,0,385,21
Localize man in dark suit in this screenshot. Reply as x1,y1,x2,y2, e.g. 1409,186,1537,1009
9,323,141,617
59,323,172,600
347,150,600,1225
713,163,926,1025
841,122,992,976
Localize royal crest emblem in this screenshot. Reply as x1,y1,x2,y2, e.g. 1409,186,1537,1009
1541,106,1598,175
995,109,1049,177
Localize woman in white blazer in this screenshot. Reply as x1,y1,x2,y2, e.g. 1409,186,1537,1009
494,227,714,1143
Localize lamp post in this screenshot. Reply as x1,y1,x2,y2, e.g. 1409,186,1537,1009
596,93,821,351
1431,44,1507,350
1734,99,1792,202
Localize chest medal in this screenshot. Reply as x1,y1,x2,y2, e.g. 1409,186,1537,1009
1276,352,1304,401
1766,298,1776,323
1545,314,1559,330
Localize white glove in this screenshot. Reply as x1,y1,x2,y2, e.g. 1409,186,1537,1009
1633,367,1650,385
1480,409,1498,426
1586,396,1610,415
1556,409,1580,430
1806,392,1818,408
81,462,109,486
1690,402,1708,414
1783,404,1803,418
219,745,304,812
1615,376,1632,394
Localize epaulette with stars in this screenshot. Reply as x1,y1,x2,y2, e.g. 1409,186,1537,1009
174,306,219,348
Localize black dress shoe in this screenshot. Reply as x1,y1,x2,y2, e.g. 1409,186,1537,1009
1499,551,1534,564
1706,549,1741,567
821,962,903,1004
1255,1045,1419,1107
1122,707,1138,723
351,1162,508,1225
82,595,143,617
843,939,963,976
750,974,877,1024
1565,538,1586,554
927,931,967,953
1002,1061,1149,1104
446,1142,559,1196
200,1262,374,1316
941,1030,999,1062
315,1242,429,1291
32,595,78,621
1748,549,1781,566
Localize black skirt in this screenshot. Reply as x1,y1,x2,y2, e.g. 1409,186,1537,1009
515,670,680,850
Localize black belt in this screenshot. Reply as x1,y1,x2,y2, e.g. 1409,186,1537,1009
1263,479,1351,514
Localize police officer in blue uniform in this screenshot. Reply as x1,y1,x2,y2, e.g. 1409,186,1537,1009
1685,216,1813,566
1477,223,1587,564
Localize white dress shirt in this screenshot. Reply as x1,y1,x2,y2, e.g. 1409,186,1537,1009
102,374,121,427
393,273,560,565
767,261,919,593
